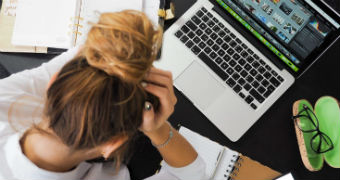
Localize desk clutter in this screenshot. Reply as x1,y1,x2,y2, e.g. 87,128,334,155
173,126,282,180
0,0,164,53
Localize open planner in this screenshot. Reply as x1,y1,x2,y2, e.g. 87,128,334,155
11,0,160,49
178,126,282,180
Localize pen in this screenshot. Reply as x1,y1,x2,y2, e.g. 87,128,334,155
211,148,225,179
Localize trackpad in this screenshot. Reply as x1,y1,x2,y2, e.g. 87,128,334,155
175,62,225,110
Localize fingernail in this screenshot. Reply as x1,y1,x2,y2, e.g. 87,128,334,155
141,81,148,88
144,101,152,111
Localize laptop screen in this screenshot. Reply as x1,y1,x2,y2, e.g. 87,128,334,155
216,0,340,73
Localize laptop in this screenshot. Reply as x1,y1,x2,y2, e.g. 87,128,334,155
154,0,340,141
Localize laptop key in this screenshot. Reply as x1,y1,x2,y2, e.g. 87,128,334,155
210,33,218,40
226,68,234,75
218,49,225,56
245,95,254,104
235,65,242,72
253,54,260,60
241,51,248,58
261,79,270,87
223,54,231,62
250,69,258,76
212,17,219,23
229,40,237,47
207,39,214,46
223,35,232,43
188,31,195,39
233,54,241,61
181,25,190,33
201,7,207,12
221,43,229,50
198,52,228,81
269,77,281,87
191,15,202,25
230,32,236,39
238,58,246,66
246,75,254,83
255,74,264,82
209,52,217,59
250,103,257,110
221,62,229,69
235,46,243,53
257,86,266,94
233,85,242,93
216,38,223,45
212,25,220,33
277,75,284,82
223,28,230,33
228,60,237,67
195,29,203,36
207,12,213,18
207,20,215,28
240,70,248,78
258,66,266,74
271,70,278,77
264,88,274,98
226,78,236,88
218,22,225,28
212,44,220,51
250,89,265,103
259,59,265,65
196,10,204,17
251,81,260,88
252,61,260,69
201,34,209,42
186,40,194,48
263,72,272,79
241,43,248,49
232,73,240,81
265,65,272,71
238,78,246,86
199,23,207,30
180,35,189,43
205,28,213,35
191,46,201,55
204,47,212,54
186,21,198,31
193,37,201,44
227,48,235,55
218,31,226,38
202,15,209,22
198,42,206,49
246,56,254,63
239,92,246,99
247,49,254,55
235,38,242,44
175,30,183,38
244,83,252,91
215,57,223,65
244,64,252,71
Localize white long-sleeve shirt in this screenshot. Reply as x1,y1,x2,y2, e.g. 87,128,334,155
0,47,206,180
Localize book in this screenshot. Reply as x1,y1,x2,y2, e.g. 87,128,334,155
11,0,160,49
179,126,282,180
0,0,47,53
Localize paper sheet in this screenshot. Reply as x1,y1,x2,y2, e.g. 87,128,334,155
12,0,79,49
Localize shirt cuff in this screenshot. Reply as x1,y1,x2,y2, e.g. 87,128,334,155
161,155,207,180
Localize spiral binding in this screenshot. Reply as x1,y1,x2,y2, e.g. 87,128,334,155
228,155,244,180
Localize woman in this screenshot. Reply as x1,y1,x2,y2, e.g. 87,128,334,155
0,11,206,180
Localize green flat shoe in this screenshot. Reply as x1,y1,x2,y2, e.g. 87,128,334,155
314,96,340,168
293,99,323,171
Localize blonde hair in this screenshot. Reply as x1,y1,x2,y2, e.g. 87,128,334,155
20,10,162,169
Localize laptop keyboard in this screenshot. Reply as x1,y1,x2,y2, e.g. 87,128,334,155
174,7,285,110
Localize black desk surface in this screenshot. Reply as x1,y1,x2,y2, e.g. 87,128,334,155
0,0,339,179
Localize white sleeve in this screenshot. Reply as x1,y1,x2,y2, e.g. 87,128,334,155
0,46,80,99
144,156,207,180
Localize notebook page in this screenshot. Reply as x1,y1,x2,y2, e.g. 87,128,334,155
12,0,78,49
213,147,239,180
142,0,160,27
76,0,142,46
179,127,225,179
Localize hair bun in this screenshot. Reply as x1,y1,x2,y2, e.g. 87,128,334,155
83,10,162,83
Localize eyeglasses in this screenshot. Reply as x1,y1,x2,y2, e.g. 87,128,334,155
292,104,334,154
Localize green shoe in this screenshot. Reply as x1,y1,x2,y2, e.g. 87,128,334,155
293,99,323,171
314,96,340,168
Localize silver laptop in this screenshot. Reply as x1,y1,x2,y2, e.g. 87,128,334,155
155,0,340,141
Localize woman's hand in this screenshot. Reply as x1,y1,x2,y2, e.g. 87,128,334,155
139,67,177,135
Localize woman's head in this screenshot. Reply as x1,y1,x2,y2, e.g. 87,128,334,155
43,11,162,166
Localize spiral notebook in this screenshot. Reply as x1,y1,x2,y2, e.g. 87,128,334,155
179,127,281,180
11,0,160,49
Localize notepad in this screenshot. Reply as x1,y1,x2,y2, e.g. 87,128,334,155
179,126,282,180
11,0,160,49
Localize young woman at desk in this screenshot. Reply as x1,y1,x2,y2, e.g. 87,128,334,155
0,11,206,180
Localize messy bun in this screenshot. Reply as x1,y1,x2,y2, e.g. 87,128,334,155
83,10,162,83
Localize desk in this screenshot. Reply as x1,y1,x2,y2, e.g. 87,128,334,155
0,0,339,179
